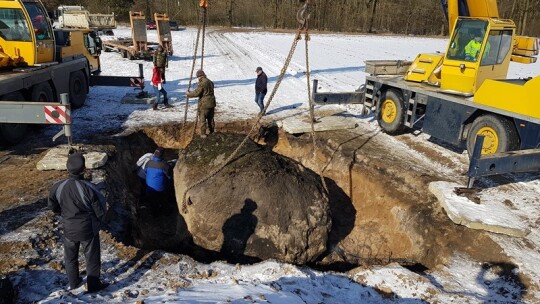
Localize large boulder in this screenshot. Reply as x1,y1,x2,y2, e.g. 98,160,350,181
174,133,331,264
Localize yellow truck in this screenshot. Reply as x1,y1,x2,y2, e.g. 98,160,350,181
314,0,539,156
0,0,143,143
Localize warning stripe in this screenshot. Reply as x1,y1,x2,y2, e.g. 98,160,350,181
44,106,70,124
130,77,144,87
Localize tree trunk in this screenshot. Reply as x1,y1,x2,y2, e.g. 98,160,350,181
227,0,235,27
368,0,378,33
521,0,530,35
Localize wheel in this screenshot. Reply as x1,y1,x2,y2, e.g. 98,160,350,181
69,70,88,109
466,114,520,156
0,92,28,143
122,50,127,58
31,82,54,103
377,89,405,134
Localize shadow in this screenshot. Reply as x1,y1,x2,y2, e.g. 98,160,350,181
175,66,363,89
476,262,526,303
0,199,47,236
167,54,218,62
316,177,356,272
259,271,427,303
265,103,303,116
424,261,526,303
10,269,67,303
104,250,164,293
220,199,260,264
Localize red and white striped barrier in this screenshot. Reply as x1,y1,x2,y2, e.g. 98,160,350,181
130,77,144,87
44,105,71,124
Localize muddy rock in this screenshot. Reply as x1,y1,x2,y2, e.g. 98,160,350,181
174,133,331,264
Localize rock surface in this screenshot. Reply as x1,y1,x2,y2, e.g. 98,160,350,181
36,146,108,171
174,133,331,264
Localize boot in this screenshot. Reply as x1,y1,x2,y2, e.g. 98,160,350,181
86,277,109,293
152,102,158,110
163,98,172,108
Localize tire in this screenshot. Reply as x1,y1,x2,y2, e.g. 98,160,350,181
377,89,406,134
122,50,128,58
466,114,520,156
69,70,88,109
31,82,54,103
0,92,28,144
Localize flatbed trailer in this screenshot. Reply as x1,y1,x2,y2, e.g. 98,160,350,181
102,38,158,60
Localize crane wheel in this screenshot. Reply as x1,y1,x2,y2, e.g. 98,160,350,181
466,114,519,156
69,70,88,109
0,92,28,144
377,89,405,134
31,82,54,103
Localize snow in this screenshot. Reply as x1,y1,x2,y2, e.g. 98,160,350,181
6,26,540,303
429,181,530,237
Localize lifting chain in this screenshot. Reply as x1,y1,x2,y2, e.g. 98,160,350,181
182,2,208,140
181,0,325,213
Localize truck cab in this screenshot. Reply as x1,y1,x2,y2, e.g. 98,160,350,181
0,0,55,67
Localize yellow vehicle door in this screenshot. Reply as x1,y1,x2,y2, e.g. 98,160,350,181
22,0,54,64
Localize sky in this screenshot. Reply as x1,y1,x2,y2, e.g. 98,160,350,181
9,26,540,303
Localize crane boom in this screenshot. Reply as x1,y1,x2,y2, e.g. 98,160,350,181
440,0,499,33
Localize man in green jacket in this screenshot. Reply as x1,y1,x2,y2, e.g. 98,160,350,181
153,45,168,83
465,30,490,62
186,70,216,138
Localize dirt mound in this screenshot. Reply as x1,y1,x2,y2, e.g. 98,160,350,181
174,133,331,264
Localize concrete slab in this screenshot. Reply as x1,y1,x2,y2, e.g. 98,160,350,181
278,112,358,134
429,181,530,237
121,92,155,104
37,146,108,171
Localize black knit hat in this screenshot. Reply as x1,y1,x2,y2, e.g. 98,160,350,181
66,152,85,175
196,70,205,77
154,147,165,158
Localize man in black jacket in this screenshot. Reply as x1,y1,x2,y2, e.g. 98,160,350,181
254,67,268,114
48,151,108,293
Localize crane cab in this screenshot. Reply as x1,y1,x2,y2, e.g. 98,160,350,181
440,18,514,95
0,0,55,67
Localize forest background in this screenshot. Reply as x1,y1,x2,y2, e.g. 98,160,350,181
43,0,540,37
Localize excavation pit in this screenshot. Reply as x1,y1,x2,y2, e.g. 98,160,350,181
104,121,513,272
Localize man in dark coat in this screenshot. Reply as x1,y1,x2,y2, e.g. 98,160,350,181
153,45,168,83
48,151,108,292
254,66,268,114
144,147,171,215
186,70,216,138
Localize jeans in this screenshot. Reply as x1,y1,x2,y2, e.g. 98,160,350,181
153,85,168,104
255,92,266,112
64,234,101,289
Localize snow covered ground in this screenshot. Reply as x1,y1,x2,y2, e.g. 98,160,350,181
12,26,540,303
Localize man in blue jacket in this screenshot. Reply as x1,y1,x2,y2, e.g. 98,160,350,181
254,67,268,114
48,151,108,293
144,147,171,215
